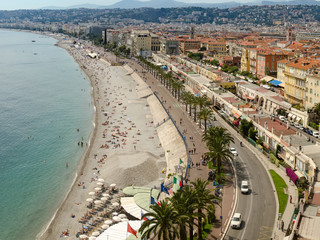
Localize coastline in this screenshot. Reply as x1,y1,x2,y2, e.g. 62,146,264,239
38,37,169,239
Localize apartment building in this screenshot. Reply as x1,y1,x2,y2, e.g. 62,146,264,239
179,39,200,53
283,58,320,106
151,33,160,52
130,30,152,57
305,70,320,110
160,38,179,55
201,39,226,58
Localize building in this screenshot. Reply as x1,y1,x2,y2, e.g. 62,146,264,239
160,38,179,55
130,30,152,57
283,58,320,106
151,34,160,52
305,70,320,110
201,39,226,58
105,29,120,45
179,39,200,53
240,48,250,72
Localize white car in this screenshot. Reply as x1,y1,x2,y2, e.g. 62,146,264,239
241,181,249,194
313,132,319,138
230,147,238,156
231,213,242,229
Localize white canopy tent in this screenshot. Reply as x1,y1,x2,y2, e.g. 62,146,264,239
96,220,142,240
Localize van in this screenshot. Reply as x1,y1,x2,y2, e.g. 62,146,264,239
241,181,249,194
313,132,319,138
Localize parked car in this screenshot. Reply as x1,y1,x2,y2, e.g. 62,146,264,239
294,122,300,128
241,181,249,194
313,132,319,138
298,125,305,131
230,147,238,156
231,213,242,229
306,129,313,136
279,116,286,122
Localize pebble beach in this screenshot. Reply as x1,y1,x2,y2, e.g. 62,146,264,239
38,38,174,239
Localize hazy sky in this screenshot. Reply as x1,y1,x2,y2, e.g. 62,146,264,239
0,0,250,10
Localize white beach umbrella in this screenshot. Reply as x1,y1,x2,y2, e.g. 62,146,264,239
88,192,95,196
96,182,103,186
112,212,118,216
102,193,110,198
98,178,105,182
88,237,96,240
110,183,116,187
118,214,126,219
91,231,100,237
104,220,113,225
86,198,94,203
79,234,88,239
101,197,108,202
112,202,119,207
94,200,102,205
94,187,102,191
121,218,129,222
101,224,109,229
112,216,121,222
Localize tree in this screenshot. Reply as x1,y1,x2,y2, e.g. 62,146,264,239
202,126,234,176
248,127,257,141
139,200,179,240
191,179,217,240
239,119,254,137
198,107,213,131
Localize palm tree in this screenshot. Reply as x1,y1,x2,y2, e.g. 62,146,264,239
181,91,193,113
198,107,213,131
191,179,217,240
197,95,210,110
139,200,179,240
202,126,234,176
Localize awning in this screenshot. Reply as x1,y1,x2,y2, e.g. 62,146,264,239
247,96,254,100
231,109,241,119
243,94,248,98
288,113,293,118
286,167,298,183
291,115,296,120
296,117,301,122
269,79,283,86
294,170,304,179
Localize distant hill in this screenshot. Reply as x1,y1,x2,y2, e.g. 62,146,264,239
41,0,320,10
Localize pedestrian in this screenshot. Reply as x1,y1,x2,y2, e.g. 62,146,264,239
281,220,284,232
290,195,292,204
194,148,196,154
134,145,136,150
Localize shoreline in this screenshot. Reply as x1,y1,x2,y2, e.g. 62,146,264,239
38,36,169,239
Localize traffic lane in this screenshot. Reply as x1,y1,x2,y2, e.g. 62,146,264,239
225,141,276,240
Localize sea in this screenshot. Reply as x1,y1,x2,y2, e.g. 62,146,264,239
0,30,94,240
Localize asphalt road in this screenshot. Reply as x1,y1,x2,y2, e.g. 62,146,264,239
209,118,276,240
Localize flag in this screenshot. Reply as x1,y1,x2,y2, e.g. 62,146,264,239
151,196,155,205
173,177,177,184
127,223,138,238
141,212,149,221
161,183,169,195
157,201,161,206
179,180,183,188
179,159,183,164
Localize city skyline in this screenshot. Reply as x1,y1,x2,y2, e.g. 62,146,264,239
0,0,255,10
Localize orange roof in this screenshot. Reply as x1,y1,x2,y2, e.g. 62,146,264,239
286,58,320,70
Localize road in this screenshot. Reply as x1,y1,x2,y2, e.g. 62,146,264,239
223,138,276,240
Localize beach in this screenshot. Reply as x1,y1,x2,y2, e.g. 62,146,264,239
38,37,187,239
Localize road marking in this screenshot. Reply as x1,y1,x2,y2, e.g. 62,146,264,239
258,226,273,239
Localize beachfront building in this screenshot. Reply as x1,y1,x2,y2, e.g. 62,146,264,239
160,38,179,55
129,30,152,57
105,29,120,45
151,34,160,52
283,58,320,107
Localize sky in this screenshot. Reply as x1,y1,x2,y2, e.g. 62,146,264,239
0,0,252,10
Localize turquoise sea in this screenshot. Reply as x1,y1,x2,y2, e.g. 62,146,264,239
0,30,93,240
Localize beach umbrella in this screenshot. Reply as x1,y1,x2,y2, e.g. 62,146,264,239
101,197,108,202
112,202,119,207
112,212,118,216
89,237,96,240
94,187,102,192
88,192,95,196
121,218,129,222
104,220,113,225
112,216,121,222
91,232,100,237
79,235,88,239
102,193,110,198
110,183,116,187
86,198,93,203
96,182,103,186
98,178,105,182
101,224,109,229
94,200,102,205
118,214,126,219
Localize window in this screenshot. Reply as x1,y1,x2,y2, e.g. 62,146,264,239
310,97,312,103
310,89,313,94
